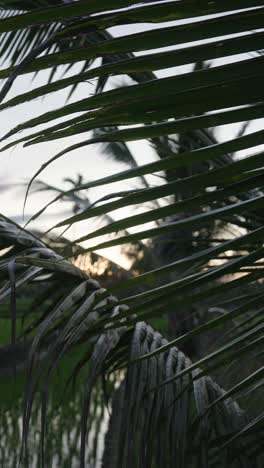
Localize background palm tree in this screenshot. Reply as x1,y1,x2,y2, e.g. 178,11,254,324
1,1,264,466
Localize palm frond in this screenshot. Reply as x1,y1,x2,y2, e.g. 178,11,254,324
1,213,263,466
1,1,264,465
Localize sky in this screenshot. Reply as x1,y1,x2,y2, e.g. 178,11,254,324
0,20,178,268
0,59,159,267
0,13,263,267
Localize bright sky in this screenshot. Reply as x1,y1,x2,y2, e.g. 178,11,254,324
0,61,159,267
1,16,263,268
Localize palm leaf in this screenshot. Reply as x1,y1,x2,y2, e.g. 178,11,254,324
0,213,263,466
1,1,264,465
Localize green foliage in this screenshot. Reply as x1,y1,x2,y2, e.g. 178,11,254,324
1,1,264,466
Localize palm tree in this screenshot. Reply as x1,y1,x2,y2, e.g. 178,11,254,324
1,1,264,466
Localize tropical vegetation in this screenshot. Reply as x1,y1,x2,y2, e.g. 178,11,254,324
0,1,264,467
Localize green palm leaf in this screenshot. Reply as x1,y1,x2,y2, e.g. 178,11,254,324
1,1,264,465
